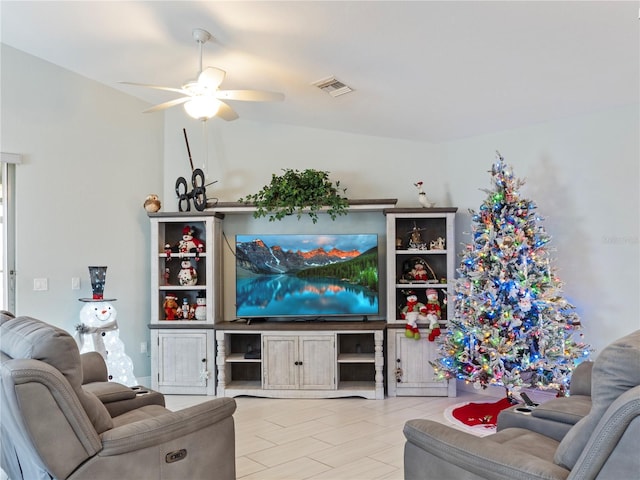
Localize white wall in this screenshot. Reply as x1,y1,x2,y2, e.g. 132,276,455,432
164,103,639,356
1,45,163,378
442,105,639,352
162,110,445,208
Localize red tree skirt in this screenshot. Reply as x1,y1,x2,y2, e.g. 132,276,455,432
444,397,513,436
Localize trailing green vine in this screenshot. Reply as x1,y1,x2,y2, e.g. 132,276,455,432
239,169,349,223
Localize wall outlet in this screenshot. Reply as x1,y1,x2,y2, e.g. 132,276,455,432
71,277,81,290
33,278,48,291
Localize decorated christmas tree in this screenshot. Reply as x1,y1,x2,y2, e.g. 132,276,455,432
432,153,590,394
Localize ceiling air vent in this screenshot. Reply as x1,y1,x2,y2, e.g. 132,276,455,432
312,76,353,97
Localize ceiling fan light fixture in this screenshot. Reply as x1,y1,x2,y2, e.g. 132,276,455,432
184,96,222,120
122,28,282,121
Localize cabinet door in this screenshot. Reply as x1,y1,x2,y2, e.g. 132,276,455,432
299,335,335,390
394,330,440,388
263,335,298,389
158,331,208,389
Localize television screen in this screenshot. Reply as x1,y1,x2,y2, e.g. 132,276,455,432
236,234,379,319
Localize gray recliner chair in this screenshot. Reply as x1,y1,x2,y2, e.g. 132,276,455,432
1,313,237,480
403,329,640,480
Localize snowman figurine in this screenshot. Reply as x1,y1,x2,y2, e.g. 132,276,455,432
178,226,204,255
77,301,137,386
195,294,207,321
177,259,198,286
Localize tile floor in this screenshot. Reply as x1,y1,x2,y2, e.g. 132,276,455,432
165,390,490,480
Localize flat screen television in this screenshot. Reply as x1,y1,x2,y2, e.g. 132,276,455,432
235,234,379,320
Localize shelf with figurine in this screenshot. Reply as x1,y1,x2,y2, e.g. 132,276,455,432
157,224,206,256
149,213,221,326
160,291,207,322
398,289,445,342
396,287,448,327
396,256,447,286
393,218,448,253
154,223,209,323
158,256,206,288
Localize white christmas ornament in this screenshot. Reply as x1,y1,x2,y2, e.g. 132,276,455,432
76,301,137,386
415,181,435,208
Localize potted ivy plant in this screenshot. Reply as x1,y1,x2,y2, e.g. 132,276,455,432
238,168,349,223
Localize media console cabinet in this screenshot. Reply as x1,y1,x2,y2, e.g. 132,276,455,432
148,200,457,399
215,321,385,399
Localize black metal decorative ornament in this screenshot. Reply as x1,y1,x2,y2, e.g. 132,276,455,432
176,168,207,212
176,128,214,212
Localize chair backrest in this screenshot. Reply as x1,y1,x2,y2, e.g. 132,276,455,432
555,329,640,471
1,315,113,479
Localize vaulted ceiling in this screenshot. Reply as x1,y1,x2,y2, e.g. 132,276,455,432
2,1,638,143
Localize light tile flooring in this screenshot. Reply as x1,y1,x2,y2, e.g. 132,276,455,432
165,390,490,480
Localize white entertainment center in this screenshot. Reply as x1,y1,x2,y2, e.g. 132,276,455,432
148,200,457,399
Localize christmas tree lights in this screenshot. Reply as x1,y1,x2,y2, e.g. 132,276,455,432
432,153,590,394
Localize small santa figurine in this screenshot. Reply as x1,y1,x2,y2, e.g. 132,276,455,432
409,262,428,282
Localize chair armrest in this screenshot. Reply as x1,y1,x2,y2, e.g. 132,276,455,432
102,387,165,417
99,397,236,456
498,405,576,441
569,386,640,479
83,380,136,404
81,352,108,384
532,395,591,427
5,359,103,455
569,361,592,396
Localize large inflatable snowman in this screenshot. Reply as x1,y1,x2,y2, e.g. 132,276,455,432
77,301,137,386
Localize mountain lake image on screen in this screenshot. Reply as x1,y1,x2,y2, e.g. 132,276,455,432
235,234,379,319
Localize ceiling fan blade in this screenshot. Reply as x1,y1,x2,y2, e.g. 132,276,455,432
216,89,285,102
198,67,226,88
143,96,190,113
216,101,239,121
119,81,188,96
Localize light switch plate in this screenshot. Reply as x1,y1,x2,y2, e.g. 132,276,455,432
34,278,48,291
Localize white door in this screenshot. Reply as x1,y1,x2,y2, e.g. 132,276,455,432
158,331,208,389
299,335,335,390
263,335,298,389
395,330,438,388
0,161,17,313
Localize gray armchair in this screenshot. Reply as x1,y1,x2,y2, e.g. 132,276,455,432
1,314,236,480
403,329,640,480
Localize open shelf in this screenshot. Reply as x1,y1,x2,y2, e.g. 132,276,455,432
337,353,375,363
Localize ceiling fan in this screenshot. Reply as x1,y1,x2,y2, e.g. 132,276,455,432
120,28,284,121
